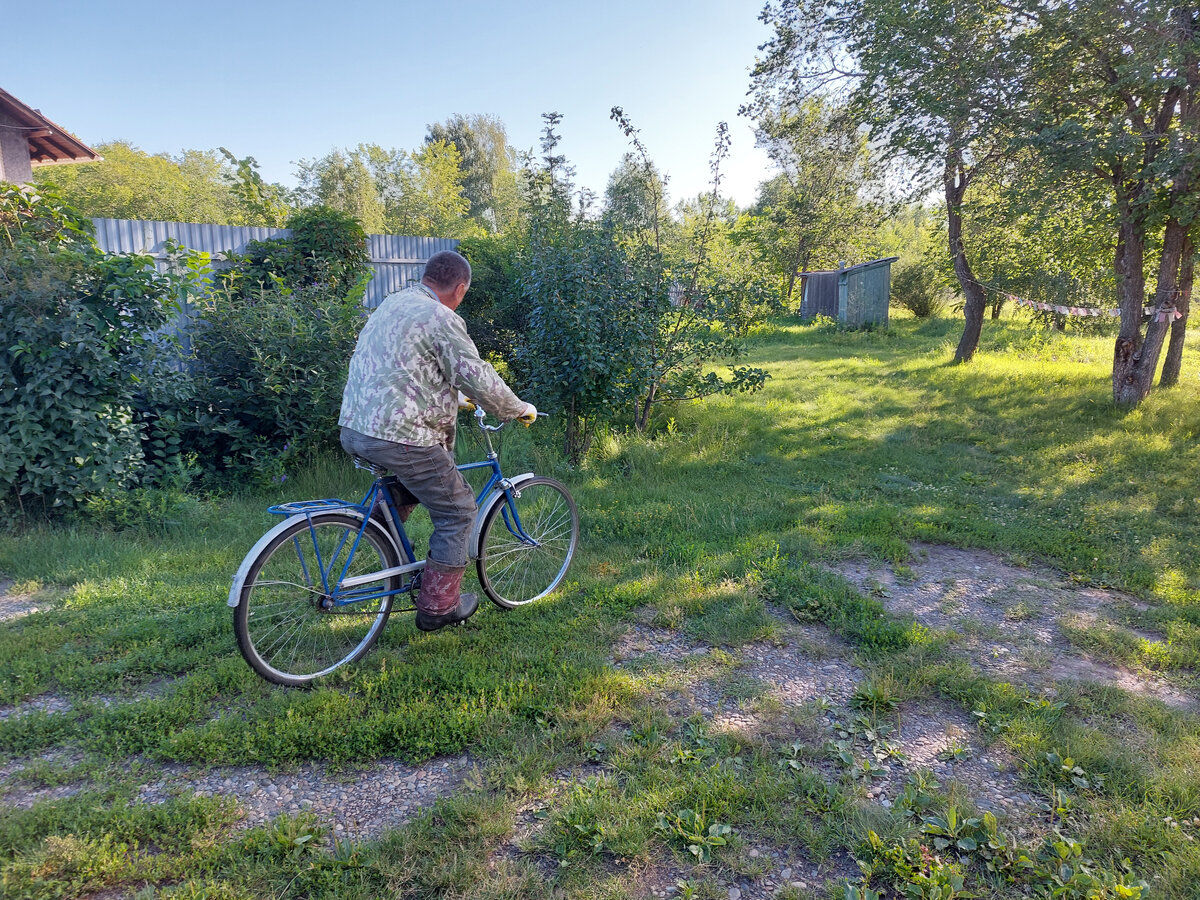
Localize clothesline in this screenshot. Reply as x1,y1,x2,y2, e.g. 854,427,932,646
982,283,1185,323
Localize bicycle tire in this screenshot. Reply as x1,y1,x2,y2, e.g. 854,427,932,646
477,477,578,609
234,512,404,686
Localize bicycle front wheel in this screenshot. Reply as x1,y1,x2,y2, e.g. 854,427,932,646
234,513,403,686
477,477,578,609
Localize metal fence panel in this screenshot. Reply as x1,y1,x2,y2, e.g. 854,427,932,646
91,217,459,308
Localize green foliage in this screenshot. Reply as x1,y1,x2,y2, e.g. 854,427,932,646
506,113,772,459
31,140,278,226
743,97,887,305
219,205,369,300
608,110,771,432
294,141,479,238
218,148,292,226
456,231,528,360
180,206,371,482
426,114,522,233
654,807,732,863
849,676,903,719
517,114,656,462
891,260,947,318
862,811,1151,899
186,282,366,483
0,186,185,518
862,830,973,900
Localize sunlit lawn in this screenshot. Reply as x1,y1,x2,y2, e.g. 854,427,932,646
1,313,1198,898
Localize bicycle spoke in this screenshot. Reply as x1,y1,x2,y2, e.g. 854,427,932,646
237,515,400,684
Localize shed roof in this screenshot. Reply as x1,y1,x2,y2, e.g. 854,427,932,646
0,87,100,166
802,257,900,277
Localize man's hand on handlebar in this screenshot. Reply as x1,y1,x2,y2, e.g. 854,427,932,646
517,402,538,426
457,391,477,411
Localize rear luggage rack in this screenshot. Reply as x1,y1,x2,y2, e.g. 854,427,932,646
267,498,362,516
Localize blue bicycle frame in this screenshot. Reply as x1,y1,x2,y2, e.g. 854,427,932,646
263,417,539,612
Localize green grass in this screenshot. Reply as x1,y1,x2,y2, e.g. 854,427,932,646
2,314,1200,898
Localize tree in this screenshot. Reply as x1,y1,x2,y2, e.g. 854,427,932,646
608,109,770,432
219,149,292,226
745,97,885,303
1023,1,1200,404
751,0,1019,360
388,140,477,238
32,141,252,224
963,155,1116,324
294,146,387,233
294,142,477,237
427,114,521,233
517,114,653,461
604,152,673,242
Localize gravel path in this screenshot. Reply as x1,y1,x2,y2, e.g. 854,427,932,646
0,580,50,623
604,594,1056,898
1,752,473,843
831,543,1196,710
6,541,1186,897
138,756,473,839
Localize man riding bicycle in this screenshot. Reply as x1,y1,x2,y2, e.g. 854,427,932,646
339,250,536,632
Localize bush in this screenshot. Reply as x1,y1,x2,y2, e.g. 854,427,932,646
0,186,184,518
218,206,369,299
457,231,527,360
169,206,373,485
891,260,946,318
186,280,367,485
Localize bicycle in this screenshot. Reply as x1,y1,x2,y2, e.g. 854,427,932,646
228,408,579,686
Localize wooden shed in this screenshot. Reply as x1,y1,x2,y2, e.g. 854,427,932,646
0,87,100,185
799,257,899,327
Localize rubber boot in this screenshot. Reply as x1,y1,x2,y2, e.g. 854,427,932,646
415,560,478,632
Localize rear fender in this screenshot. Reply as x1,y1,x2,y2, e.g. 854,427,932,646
227,510,398,607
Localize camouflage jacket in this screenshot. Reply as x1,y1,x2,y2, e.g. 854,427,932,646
338,283,525,448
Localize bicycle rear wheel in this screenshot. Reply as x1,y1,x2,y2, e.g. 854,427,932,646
234,512,403,686
477,477,578,609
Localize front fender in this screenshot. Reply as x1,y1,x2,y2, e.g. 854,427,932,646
468,472,537,560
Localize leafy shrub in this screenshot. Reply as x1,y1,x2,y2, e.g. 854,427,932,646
891,260,946,318
0,185,184,518
457,231,527,360
218,205,369,299
186,281,366,483
514,113,768,460
175,206,372,484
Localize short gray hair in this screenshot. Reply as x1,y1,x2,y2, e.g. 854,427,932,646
421,250,472,290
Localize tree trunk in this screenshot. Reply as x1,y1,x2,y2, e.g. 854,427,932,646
785,234,806,305
1160,231,1194,386
1113,216,1183,405
1159,9,1198,388
946,150,987,362
635,382,657,432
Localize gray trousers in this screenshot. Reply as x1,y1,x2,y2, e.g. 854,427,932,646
340,427,475,567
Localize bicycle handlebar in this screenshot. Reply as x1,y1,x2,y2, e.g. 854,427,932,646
472,407,548,432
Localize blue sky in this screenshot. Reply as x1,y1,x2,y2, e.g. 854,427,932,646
5,0,776,207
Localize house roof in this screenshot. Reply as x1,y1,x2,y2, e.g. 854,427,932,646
0,87,100,166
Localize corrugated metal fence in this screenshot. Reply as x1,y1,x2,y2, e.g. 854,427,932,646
91,217,459,308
